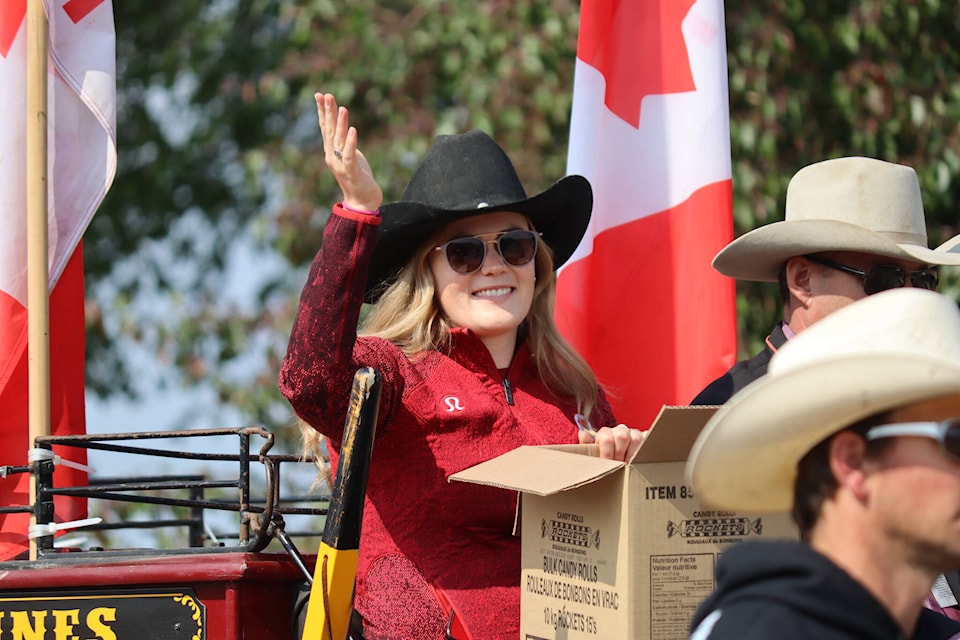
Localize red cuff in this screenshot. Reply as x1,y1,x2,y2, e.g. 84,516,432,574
333,203,382,224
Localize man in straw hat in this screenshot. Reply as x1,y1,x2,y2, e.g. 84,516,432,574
686,288,960,639
692,156,960,405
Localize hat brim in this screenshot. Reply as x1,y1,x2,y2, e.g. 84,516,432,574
366,175,591,302
937,233,960,254
687,354,960,513
713,219,960,282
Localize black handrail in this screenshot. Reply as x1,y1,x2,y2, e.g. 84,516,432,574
0,426,331,560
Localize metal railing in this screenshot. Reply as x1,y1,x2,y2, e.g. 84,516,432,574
3,426,328,569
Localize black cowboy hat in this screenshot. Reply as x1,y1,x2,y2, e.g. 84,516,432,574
366,129,592,302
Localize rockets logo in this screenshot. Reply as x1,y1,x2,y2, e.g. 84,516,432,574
667,517,763,539
542,518,600,549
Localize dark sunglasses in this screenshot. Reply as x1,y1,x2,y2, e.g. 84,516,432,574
805,254,938,295
866,420,960,458
434,229,540,274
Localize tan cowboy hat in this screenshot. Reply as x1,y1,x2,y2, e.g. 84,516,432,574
686,288,960,512
713,156,960,282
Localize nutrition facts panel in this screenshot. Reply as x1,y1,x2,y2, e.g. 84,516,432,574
649,553,716,640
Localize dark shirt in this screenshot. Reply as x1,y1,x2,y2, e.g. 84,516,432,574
690,324,789,405
689,541,960,639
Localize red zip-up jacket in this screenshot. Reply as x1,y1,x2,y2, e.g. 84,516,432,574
279,206,616,639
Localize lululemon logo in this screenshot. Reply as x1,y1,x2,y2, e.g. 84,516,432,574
443,396,464,412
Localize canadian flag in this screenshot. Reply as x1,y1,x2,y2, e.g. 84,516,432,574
557,0,737,429
0,0,116,557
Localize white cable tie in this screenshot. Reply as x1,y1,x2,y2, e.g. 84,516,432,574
52,457,97,474
26,448,53,463
29,517,102,540
54,535,88,549
204,522,221,546
27,448,96,474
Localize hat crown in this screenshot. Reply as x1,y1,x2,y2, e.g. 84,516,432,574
400,129,529,211
709,156,960,283
786,156,928,243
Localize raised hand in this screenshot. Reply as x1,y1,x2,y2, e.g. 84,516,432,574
316,92,383,212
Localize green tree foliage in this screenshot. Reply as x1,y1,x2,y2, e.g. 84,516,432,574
726,0,960,354
88,0,582,440
88,1,960,437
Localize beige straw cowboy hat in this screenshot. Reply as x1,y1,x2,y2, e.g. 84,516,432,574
713,156,960,282
686,288,960,512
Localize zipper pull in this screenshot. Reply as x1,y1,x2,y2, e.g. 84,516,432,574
502,378,514,405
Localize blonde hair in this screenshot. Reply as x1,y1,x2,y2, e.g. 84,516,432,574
299,418,333,491
301,218,602,469
366,220,600,416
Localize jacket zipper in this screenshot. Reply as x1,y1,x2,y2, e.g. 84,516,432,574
502,378,514,405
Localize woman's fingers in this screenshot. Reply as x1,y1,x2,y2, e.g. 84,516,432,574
313,92,383,212
333,105,349,159
591,424,647,461
623,426,648,461
341,125,358,164
315,93,345,165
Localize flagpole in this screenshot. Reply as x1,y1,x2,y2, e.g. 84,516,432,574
26,0,51,561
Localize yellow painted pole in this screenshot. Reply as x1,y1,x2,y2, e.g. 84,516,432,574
302,368,381,640
26,0,51,562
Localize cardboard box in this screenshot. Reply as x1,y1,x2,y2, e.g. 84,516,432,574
450,406,797,640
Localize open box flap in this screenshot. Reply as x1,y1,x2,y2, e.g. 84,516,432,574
450,406,719,495
630,405,719,464
449,445,624,496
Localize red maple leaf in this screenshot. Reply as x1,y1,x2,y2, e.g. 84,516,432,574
63,0,107,24
1,0,106,58
0,0,26,58
577,0,697,128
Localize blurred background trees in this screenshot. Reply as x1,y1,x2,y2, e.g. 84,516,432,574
86,0,960,441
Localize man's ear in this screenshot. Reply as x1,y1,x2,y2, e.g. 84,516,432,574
828,430,869,501
785,256,814,307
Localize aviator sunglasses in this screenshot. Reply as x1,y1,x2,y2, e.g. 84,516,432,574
804,254,938,295
866,420,960,458
434,229,540,274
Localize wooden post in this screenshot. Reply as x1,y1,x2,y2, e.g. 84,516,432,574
26,0,51,561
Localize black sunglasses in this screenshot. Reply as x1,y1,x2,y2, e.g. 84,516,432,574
804,254,938,295
866,420,960,458
434,229,540,274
